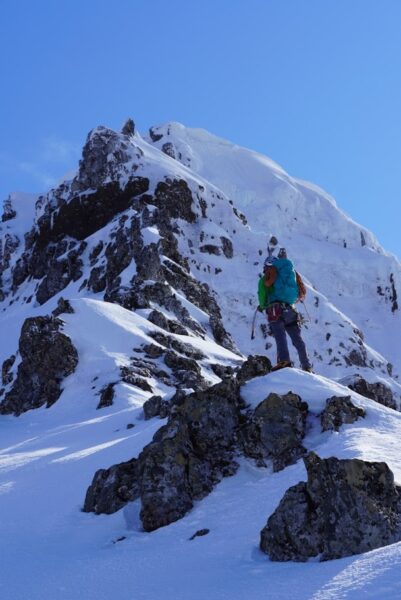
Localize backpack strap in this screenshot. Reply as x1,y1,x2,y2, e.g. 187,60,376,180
295,271,306,301
264,265,277,287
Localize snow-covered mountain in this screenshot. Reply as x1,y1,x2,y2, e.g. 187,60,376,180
1,119,401,599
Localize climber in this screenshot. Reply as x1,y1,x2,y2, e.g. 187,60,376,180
257,248,312,372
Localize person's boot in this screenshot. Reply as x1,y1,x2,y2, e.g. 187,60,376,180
271,360,293,372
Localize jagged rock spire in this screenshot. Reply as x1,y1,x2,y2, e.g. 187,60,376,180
121,118,135,136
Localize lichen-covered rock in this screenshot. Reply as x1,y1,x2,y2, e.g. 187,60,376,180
164,350,200,373
240,392,308,471
1,354,16,386
139,379,241,531
52,297,74,317
142,343,165,359
236,355,271,385
84,379,242,531
321,395,365,432
75,125,142,191
164,350,205,389
83,458,140,514
260,452,401,561
345,348,368,368
0,316,78,415
147,309,189,336
2,197,17,222
49,179,149,242
347,376,397,410
97,383,115,409
121,118,135,136
143,395,170,420
153,179,196,224
210,363,235,380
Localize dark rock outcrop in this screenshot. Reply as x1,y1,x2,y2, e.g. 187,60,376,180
2,197,17,222
84,377,312,532
240,392,308,471
84,379,242,531
153,179,196,224
83,457,140,514
321,396,365,432
236,355,271,385
143,395,170,420
121,118,135,136
52,297,74,317
1,354,16,386
48,179,149,243
260,452,401,561
347,376,397,410
97,383,115,409
75,125,142,192
0,316,78,415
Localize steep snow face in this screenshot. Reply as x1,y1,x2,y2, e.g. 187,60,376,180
147,122,401,374
147,122,379,250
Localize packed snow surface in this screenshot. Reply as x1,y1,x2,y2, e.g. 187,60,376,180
0,300,400,599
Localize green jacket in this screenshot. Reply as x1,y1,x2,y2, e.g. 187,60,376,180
258,276,273,309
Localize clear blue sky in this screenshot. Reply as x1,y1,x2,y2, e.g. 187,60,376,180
1,0,401,256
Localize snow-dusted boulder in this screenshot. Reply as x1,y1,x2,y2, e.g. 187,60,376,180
0,316,78,415
320,395,365,432
260,452,401,561
347,376,397,410
240,392,308,471
84,378,242,531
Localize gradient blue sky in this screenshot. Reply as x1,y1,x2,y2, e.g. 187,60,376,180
1,0,401,256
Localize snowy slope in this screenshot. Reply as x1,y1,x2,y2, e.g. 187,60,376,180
148,122,401,375
1,120,401,599
2,353,401,600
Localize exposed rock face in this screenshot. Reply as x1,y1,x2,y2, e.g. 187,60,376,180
236,355,271,385
260,452,401,561
85,378,312,530
75,125,142,191
0,316,78,415
84,379,242,531
52,297,74,317
47,179,149,242
83,457,140,514
240,392,308,471
347,376,397,410
1,354,16,386
345,348,368,368
321,396,365,432
121,118,135,136
143,395,170,420
97,383,115,409
2,197,17,222
153,179,196,223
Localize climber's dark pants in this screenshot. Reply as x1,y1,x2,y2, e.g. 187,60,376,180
269,319,311,370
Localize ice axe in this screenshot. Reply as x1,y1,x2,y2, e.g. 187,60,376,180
300,299,311,323
251,307,258,340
